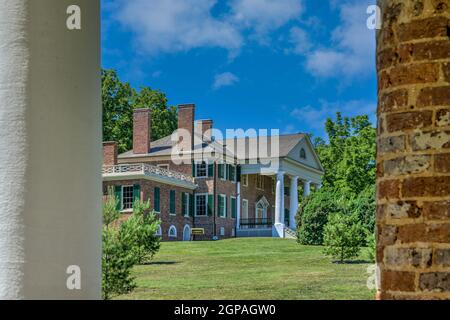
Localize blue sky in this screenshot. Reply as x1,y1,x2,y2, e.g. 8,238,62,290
102,0,377,139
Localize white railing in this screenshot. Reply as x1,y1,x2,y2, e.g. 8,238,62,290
102,163,195,184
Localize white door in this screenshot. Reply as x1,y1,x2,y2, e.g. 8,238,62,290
242,199,249,220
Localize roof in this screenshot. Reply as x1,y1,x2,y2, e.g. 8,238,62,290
118,132,306,160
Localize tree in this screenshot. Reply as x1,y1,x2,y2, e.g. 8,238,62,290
102,69,178,153
323,211,365,263
102,187,120,228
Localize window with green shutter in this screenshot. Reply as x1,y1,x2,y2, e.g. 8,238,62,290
181,192,190,217
218,195,226,217
231,197,237,219
218,163,225,179
169,190,176,215
228,165,236,182
133,184,141,205
114,185,122,211
189,193,194,217
154,187,160,213
208,163,214,177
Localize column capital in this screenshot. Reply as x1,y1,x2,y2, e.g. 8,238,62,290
276,171,285,179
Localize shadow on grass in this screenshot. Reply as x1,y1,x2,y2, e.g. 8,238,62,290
140,261,178,266
332,259,372,265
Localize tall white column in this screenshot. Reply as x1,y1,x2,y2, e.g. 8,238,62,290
0,0,101,299
289,176,299,230
236,181,241,230
303,180,311,197
273,171,285,238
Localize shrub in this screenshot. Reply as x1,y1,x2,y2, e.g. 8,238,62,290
102,187,120,228
323,212,365,263
350,185,376,234
297,188,348,245
365,230,376,263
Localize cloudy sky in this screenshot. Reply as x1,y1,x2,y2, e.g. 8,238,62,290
102,0,377,138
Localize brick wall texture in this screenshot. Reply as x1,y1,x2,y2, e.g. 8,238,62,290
377,0,450,299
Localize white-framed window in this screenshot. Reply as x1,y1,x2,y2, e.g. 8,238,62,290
242,199,249,220
300,148,306,159
256,175,264,190
195,194,208,216
182,192,190,217
168,225,177,238
218,194,227,217
155,225,162,237
195,162,208,178
157,164,169,170
220,227,225,236
229,165,236,183
121,185,134,210
242,174,248,187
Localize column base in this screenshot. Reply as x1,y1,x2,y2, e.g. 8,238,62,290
272,223,285,238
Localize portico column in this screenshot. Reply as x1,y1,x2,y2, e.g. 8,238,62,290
273,171,285,238
0,0,101,299
289,176,299,230
303,180,311,197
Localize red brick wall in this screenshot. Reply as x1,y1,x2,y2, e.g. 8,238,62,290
103,141,118,165
377,0,450,299
178,104,195,153
103,179,194,241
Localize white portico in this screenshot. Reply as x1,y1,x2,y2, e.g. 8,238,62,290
230,134,324,239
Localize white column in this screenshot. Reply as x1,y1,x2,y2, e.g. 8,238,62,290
0,0,101,299
289,176,299,230
273,171,285,238
303,180,311,197
236,181,241,229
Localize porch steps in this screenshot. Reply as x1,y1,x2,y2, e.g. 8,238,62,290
284,227,297,240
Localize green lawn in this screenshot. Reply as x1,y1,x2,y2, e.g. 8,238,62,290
118,238,374,300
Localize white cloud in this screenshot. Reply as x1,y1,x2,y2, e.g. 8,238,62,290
112,0,303,56
213,72,240,90
303,0,376,79
287,26,311,54
290,99,376,131
114,0,243,56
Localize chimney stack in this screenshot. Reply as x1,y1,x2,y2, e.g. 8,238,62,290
103,141,118,165
133,108,151,154
178,104,195,152
196,119,213,142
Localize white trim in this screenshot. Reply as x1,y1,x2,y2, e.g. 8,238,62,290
256,175,265,190
155,225,162,237
183,224,191,241
242,199,249,220
103,173,197,190
220,227,225,236
157,164,169,170
242,174,248,187
194,161,208,179
183,192,190,217
168,225,177,238
195,193,209,217
121,185,133,211
218,194,227,218
169,190,176,215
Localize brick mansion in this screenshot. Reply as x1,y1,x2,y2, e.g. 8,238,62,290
102,104,324,241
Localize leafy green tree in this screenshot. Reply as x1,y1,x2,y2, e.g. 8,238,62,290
350,185,376,234
102,187,120,228
365,230,376,263
323,211,365,263
102,69,178,153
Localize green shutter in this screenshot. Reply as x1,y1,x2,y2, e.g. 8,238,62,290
192,161,197,177
133,184,141,204
236,166,241,182
207,194,214,216
189,194,194,217
285,209,290,226
170,190,176,214
114,185,122,210
231,198,237,219
218,164,224,179
154,187,160,212
226,164,230,181
181,193,186,216
208,163,214,177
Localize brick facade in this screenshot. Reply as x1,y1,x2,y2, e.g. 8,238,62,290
103,141,118,166
376,0,450,299
133,108,151,154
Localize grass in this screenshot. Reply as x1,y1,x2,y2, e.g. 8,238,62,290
118,238,375,300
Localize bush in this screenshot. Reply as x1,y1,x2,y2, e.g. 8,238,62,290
297,188,348,245
350,185,376,234
323,212,365,263
365,230,376,263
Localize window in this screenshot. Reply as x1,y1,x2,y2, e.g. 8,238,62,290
218,163,226,180
256,175,264,190
195,162,207,178
231,197,237,219
242,174,248,187
231,228,235,237
195,194,207,216
220,227,225,236
242,199,249,220
154,187,161,213
169,190,176,215
300,148,306,159
168,225,177,238
228,165,236,182
218,194,227,217
155,225,162,237
157,164,169,170
182,192,190,217
121,185,134,210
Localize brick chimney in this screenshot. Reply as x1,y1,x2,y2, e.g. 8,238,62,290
196,119,213,141
178,104,195,152
376,0,450,300
133,108,151,154
103,141,118,165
